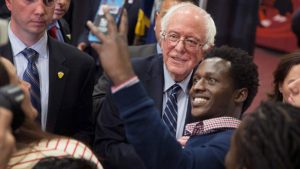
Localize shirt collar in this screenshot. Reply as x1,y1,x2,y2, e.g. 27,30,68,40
184,116,241,136
8,22,48,59
163,63,193,94
156,43,162,54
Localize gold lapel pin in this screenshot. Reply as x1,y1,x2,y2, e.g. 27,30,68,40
58,71,64,79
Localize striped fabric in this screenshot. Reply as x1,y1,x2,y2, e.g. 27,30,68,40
162,84,181,136
184,116,241,136
21,48,41,114
8,138,103,169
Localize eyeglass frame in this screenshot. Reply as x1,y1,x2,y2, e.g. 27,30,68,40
161,31,206,51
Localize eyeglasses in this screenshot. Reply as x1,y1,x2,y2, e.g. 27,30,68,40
162,32,205,51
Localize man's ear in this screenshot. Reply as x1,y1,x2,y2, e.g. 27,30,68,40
5,0,12,11
234,88,248,103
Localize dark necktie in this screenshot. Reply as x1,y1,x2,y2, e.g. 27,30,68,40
21,48,41,115
162,84,181,136
49,26,58,39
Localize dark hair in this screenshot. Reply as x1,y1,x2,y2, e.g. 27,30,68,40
33,157,98,169
232,101,300,169
204,45,259,113
269,52,300,101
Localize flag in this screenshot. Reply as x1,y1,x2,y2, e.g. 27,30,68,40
134,0,154,45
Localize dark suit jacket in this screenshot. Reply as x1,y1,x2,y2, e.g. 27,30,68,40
92,43,158,116
113,82,234,169
0,37,95,145
63,0,96,46
206,0,259,55
128,43,158,58
93,55,196,169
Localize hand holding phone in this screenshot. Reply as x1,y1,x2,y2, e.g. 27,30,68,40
88,0,125,43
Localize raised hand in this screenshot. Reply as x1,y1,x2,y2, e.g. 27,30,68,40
87,8,135,86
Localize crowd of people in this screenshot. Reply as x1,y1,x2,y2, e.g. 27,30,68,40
0,0,300,169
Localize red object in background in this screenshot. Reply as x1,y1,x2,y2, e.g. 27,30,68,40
256,0,300,52
49,26,58,39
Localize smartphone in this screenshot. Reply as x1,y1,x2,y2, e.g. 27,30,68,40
88,0,125,43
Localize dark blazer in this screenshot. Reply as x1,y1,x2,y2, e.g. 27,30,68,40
63,0,96,46
206,0,259,55
114,82,234,169
93,55,195,169
0,37,95,145
128,43,158,58
92,43,159,116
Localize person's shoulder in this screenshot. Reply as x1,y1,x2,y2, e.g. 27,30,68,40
49,38,94,64
129,43,157,58
129,43,156,51
132,54,161,65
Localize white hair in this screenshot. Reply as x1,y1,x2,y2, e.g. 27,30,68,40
160,2,217,50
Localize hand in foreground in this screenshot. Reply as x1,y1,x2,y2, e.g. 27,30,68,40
288,78,300,107
87,9,135,86
0,107,16,169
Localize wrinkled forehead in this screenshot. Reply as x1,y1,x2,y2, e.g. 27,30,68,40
166,8,207,36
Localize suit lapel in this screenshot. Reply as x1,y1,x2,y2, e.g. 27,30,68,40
0,42,14,63
46,38,69,131
58,19,71,43
143,55,164,113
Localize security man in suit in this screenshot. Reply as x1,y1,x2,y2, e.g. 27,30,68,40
0,0,95,145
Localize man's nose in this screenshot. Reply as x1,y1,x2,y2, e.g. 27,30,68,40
174,38,186,52
193,78,206,91
35,1,47,15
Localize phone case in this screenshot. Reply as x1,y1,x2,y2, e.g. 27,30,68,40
88,0,125,43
